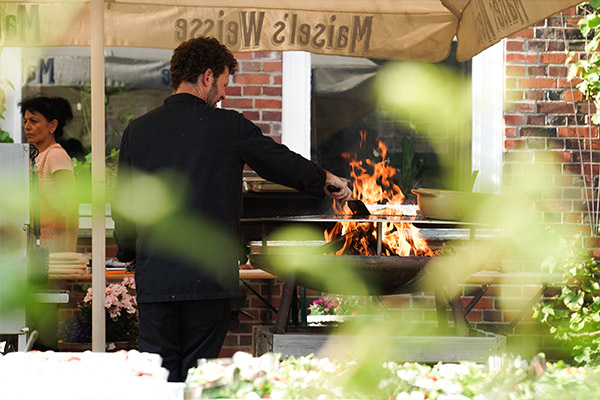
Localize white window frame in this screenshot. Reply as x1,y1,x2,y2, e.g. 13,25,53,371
471,42,504,194
281,51,311,159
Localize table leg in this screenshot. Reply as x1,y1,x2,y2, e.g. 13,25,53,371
434,287,448,332
463,285,487,315
274,277,296,334
505,285,546,333
450,295,469,336
300,287,307,326
240,279,278,314
291,289,299,326
437,284,469,336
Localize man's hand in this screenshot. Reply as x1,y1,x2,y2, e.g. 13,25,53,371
324,171,353,202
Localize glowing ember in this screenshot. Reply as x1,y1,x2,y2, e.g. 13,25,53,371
325,133,434,257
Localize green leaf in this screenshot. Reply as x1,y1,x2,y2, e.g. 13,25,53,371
542,304,556,316
564,291,584,310
0,130,13,143
591,112,600,125
589,14,600,30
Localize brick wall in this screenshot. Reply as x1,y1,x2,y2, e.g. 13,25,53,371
504,6,596,251
224,51,283,143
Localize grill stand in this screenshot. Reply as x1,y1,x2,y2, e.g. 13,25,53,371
243,216,484,335
272,277,470,335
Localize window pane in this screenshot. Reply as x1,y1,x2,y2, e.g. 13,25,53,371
310,49,472,203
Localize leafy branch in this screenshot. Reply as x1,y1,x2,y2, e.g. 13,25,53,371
533,247,600,365
0,45,15,143
567,1,600,123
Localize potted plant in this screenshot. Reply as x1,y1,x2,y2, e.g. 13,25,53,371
57,276,138,351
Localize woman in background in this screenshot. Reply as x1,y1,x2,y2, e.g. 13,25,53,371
21,96,79,351
21,96,78,252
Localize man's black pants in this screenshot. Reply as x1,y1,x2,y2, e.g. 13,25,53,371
138,298,231,382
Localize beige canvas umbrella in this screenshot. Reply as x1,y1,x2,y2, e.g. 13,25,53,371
0,0,582,352
1,0,583,61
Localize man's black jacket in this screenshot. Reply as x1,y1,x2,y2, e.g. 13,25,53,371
113,93,326,303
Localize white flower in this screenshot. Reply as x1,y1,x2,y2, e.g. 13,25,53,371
194,362,226,384
232,351,254,368
438,395,471,400
409,391,426,400
233,352,259,380
257,353,279,373
316,357,338,373
438,363,470,379
434,379,463,394
273,379,287,390
270,389,286,400
397,368,418,382
414,377,435,390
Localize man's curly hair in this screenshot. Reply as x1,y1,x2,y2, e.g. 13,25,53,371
170,37,238,90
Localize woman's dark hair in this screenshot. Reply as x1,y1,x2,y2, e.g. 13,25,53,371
170,36,238,90
19,96,73,139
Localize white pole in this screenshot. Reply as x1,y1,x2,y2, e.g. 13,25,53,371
471,41,504,194
282,51,311,159
90,0,106,352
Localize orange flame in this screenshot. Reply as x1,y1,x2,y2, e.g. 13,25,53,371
326,134,433,257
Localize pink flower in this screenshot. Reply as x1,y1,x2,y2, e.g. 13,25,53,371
122,276,135,288
80,277,137,318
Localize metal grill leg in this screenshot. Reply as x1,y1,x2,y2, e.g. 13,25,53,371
275,278,296,334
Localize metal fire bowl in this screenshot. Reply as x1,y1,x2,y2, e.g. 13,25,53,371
248,253,433,295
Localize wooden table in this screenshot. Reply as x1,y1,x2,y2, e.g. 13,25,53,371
48,268,276,282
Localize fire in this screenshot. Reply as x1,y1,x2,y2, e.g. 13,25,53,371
325,134,434,257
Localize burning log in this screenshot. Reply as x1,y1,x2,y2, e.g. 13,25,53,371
324,136,435,258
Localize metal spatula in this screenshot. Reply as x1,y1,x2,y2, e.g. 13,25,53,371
347,199,370,216
327,184,370,216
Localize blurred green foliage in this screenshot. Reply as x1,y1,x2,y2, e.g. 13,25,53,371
186,351,600,400
0,130,13,143
0,173,45,347
568,1,600,124
0,62,15,143
375,61,471,190
72,148,119,203
111,168,238,279
396,136,423,198
534,247,600,365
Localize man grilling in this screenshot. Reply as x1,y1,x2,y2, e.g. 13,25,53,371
112,36,352,382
